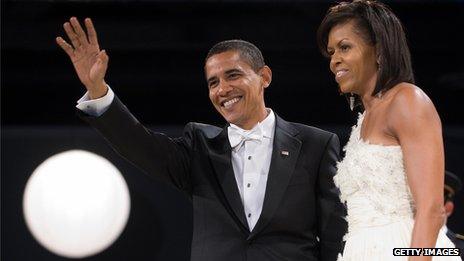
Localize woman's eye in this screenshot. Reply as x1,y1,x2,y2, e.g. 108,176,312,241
341,45,350,51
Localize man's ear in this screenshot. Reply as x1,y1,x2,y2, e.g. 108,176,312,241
260,65,272,89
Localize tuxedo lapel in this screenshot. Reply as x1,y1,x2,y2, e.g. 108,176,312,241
207,126,250,232
250,115,301,237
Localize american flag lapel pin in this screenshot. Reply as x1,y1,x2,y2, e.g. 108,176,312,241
281,150,289,156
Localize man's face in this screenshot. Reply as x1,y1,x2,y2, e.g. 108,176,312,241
205,50,270,129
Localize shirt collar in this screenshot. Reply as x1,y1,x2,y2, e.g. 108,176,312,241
228,108,275,140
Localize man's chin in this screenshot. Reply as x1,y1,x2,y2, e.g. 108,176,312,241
226,118,239,126
225,116,241,126
221,111,238,124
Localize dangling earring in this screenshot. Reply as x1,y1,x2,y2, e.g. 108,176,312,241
349,93,355,111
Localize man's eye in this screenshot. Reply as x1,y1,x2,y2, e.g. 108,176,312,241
229,73,240,79
209,81,218,89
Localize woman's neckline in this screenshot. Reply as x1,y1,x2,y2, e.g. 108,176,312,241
356,112,401,148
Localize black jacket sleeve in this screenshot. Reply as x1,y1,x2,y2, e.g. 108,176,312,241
77,95,193,194
316,134,347,261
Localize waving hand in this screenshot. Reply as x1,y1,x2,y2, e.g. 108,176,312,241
56,17,108,99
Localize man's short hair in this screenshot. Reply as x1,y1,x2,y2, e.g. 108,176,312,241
205,39,265,72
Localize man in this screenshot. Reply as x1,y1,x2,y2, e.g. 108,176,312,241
444,170,464,259
56,17,346,261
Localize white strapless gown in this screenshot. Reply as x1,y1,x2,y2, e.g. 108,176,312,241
334,113,461,260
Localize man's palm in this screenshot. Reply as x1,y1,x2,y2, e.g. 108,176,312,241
56,17,108,98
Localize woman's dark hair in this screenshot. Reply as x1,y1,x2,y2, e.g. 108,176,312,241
317,0,415,99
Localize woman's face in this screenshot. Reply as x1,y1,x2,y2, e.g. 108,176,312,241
327,20,378,95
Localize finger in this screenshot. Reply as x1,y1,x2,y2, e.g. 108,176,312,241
98,50,109,67
70,17,89,47
56,36,74,58
85,18,99,46
95,50,109,77
63,22,81,49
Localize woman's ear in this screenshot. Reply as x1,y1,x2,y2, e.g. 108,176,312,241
375,45,382,66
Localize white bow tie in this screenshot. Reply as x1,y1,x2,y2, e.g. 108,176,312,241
228,124,264,151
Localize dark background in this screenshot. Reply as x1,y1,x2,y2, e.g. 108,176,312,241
2,0,463,260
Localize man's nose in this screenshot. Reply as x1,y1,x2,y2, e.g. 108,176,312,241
217,81,232,96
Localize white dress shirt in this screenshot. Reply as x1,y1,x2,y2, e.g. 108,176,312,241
76,87,275,231
228,110,275,230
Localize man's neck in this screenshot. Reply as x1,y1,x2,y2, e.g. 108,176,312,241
237,108,270,130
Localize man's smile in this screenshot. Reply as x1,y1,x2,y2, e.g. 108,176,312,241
221,96,243,109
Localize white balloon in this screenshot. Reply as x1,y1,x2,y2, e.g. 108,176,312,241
23,150,131,258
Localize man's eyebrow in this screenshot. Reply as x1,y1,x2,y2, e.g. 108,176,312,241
224,69,243,75
207,68,243,83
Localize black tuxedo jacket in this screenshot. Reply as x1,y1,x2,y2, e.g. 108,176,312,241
79,96,347,261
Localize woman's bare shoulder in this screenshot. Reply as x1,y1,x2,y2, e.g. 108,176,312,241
386,83,439,129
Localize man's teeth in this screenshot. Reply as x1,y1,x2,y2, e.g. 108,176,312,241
223,97,240,108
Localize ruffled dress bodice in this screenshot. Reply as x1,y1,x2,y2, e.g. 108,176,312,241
334,113,460,260
334,113,415,234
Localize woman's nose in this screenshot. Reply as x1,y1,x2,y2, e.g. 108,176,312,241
330,53,342,71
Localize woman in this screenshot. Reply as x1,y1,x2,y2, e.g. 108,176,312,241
317,1,460,260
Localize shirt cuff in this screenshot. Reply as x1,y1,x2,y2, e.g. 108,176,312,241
76,86,114,117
